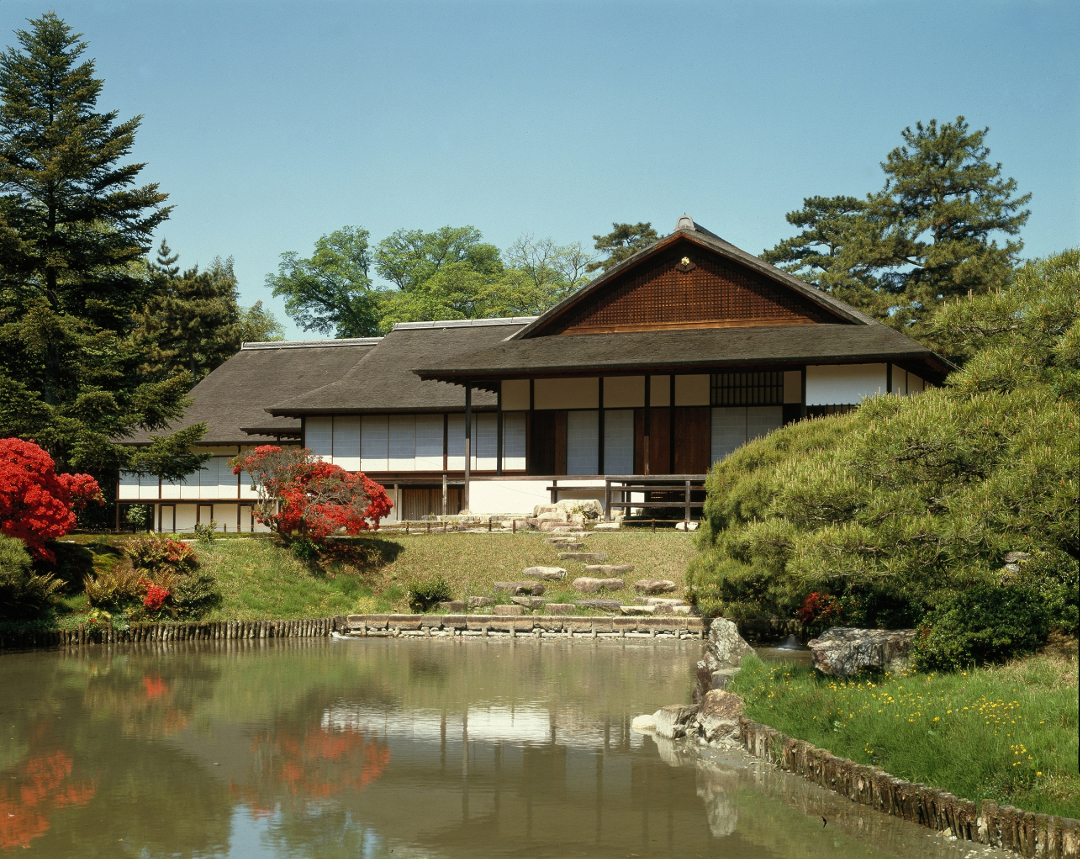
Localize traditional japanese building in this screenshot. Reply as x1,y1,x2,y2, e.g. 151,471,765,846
118,217,950,530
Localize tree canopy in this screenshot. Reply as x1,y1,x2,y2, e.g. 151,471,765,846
0,13,195,475
587,222,659,273
762,118,1031,352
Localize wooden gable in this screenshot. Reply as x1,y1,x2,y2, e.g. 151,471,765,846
531,237,844,336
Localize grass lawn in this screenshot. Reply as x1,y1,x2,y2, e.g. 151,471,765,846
58,529,699,623
731,644,1080,818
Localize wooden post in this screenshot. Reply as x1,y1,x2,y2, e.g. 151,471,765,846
643,376,651,475
464,383,472,512
496,382,503,475
597,378,605,476
685,479,691,522
442,472,448,516
604,479,611,522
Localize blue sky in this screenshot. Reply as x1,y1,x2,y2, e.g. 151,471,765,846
4,1,1077,338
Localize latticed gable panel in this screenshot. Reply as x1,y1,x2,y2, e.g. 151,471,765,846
544,244,840,335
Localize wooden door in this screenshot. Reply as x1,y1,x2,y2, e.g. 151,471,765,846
673,407,710,474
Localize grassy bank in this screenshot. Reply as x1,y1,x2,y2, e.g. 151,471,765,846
731,646,1080,818
50,530,698,624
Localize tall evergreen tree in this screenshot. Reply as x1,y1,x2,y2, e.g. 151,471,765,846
133,240,243,383
0,14,199,479
587,222,659,273
764,118,1031,350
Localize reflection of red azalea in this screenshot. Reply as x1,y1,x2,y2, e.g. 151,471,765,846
232,725,389,814
0,744,97,851
142,675,168,701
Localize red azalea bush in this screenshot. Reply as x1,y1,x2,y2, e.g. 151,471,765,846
0,438,102,562
142,582,171,613
231,446,392,544
797,591,865,638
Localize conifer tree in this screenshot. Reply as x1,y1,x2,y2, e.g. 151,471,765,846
764,118,1031,351
587,223,659,273
134,240,243,383
0,14,194,477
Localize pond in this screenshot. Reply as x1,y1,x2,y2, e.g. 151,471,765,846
0,638,1002,858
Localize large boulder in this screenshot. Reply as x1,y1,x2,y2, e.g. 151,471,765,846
652,704,698,739
572,577,624,593
695,618,755,700
494,581,545,596
812,626,911,678
694,690,744,743
808,627,916,677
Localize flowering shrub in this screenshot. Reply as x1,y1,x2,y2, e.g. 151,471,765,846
797,591,864,638
0,438,102,561
142,583,171,612
231,446,392,545
124,535,198,575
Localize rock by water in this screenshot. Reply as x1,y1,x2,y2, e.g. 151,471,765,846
808,627,915,677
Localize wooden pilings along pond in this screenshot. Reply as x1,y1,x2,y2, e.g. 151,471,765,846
0,617,347,650
739,717,1080,859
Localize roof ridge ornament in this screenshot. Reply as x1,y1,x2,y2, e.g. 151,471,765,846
676,214,695,232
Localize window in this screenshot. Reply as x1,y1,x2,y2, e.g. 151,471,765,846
566,410,599,475
710,372,784,406
710,406,783,462
603,409,634,475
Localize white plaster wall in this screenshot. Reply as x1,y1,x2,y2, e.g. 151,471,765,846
118,472,139,501
674,375,710,406
214,503,239,532
174,504,197,532
468,479,553,517
650,375,671,406
603,376,644,408
806,364,888,405
502,379,530,411
534,377,599,410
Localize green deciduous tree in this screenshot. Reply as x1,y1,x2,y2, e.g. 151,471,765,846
267,226,380,338
373,225,501,292
587,222,659,273
133,240,243,383
239,300,285,343
503,234,592,304
764,118,1031,351
0,13,193,475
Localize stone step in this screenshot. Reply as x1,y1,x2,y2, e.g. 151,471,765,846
574,599,621,612
523,566,567,581
558,552,609,563
554,542,585,551
620,605,656,616
593,522,621,531
511,596,548,610
639,597,687,607
494,581,545,596
633,579,677,595
493,604,524,616
584,564,634,575
544,603,576,615
468,596,494,608
572,577,624,594
439,600,466,612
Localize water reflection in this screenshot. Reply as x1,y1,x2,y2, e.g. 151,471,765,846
0,639,1002,858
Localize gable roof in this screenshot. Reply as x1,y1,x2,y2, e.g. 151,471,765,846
268,317,535,415
121,338,380,446
511,217,877,339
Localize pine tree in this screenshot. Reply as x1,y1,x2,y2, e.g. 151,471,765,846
0,14,192,476
764,118,1031,350
586,223,659,273
134,240,243,383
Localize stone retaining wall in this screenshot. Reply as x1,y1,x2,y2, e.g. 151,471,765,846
0,617,345,649
345,613,706,641
739,717,1080,858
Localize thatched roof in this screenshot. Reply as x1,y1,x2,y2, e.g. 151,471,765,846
269,318,533,415
122,339,380,445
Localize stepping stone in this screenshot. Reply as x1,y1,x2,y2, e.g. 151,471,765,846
634,579,677,595
543,523,585,533
512,596,548,610
523,566,567,581
574,599,621,612
554,542,585,551
545,535,586,544
650,603,691,616
438,600,466,612
493,604,524,616
593,522,621,531
620,605,656,616
639,597,688,607
559,552,609,563
675,521,699,531
494,581,545,596
584,564,634,575
467,596,494,608
572,577,625,594
544,603,576,615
